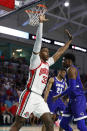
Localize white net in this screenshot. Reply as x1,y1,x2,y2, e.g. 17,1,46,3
25,4,47,26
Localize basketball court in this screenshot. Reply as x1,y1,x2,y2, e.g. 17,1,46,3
0,125,79,131
0,0,87,131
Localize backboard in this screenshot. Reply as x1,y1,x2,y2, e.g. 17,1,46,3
0,0,46,18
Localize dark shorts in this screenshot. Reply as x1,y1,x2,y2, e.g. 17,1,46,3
63,95,87,121
47,99,66,114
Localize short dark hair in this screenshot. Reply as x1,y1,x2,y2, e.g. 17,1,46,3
63,53,75,63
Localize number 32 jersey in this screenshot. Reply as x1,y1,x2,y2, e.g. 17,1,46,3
27,54,54,95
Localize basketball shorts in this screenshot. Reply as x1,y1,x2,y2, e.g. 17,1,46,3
16,89,50,118
47,98,65,114
62,95,87,121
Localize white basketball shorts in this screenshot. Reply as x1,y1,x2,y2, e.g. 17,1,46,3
16,89,50,118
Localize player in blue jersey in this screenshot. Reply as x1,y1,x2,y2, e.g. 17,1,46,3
53,53,87,131
42,68,68,131
45,68,66,115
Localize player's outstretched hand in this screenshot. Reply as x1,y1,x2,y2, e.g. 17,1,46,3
39,15,48,23
65,29,72,40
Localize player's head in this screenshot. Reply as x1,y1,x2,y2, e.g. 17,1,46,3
58,68,66,79
40,47,49,62
62,53,75,68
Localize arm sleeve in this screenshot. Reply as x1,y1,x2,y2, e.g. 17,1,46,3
60,79,76,97
33,23,43,53
29,23,43,69
60,87,70,97
69,78,76,90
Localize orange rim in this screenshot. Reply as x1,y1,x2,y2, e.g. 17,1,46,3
25,4,47,14
37,4,47,8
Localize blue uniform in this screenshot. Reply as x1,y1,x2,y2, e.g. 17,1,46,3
66,65,84,100
47,77,66,114
63,65,87,121
60,65,87,131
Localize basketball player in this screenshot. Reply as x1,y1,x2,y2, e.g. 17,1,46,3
45,68,67,116
9,15,72,131
53,53,87,131
42,68,67,131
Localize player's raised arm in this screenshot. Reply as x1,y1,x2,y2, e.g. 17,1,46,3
33,15,47,54
52,29,72,63
44,77,54,102
30,15,48,69
33,15,48,55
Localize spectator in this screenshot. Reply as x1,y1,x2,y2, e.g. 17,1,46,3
5,96,12,108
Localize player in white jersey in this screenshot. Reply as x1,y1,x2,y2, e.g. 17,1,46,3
9,15,72,131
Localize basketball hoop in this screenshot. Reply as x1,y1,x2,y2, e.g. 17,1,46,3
25,4,47,26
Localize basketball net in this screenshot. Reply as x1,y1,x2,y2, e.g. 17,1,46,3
25,4,47,26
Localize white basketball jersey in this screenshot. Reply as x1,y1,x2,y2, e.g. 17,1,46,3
27,61,49,95
27,57,54,95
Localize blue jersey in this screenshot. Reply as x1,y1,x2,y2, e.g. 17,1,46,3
66,65,84,100
47,77,66,113
62,65,87,121
48,77,65,99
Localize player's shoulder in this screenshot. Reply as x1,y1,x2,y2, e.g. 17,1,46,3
49,77,54,83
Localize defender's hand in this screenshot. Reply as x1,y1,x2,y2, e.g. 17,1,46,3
39,15,48,23
65,29,72,40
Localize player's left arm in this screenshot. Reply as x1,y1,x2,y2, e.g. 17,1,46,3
52,30,72,63
30,15,48,69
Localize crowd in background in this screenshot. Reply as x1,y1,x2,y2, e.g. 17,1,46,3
0,58,87,126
